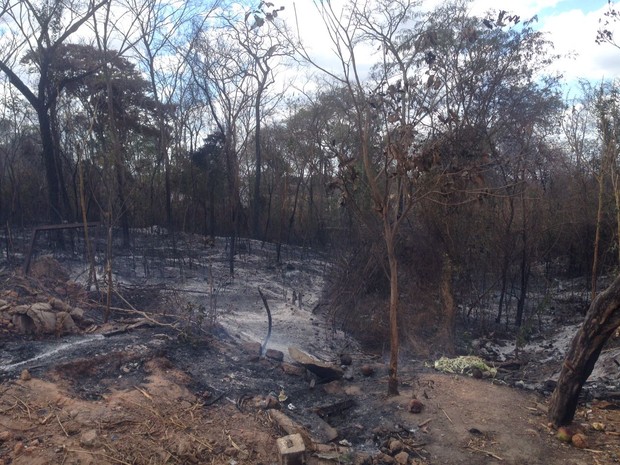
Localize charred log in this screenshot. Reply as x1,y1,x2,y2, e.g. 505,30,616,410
548,273,620,426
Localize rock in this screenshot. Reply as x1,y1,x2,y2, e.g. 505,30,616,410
352,452,373,465
394,451,409,465
288,347,343,380
377,452,395,464
360,364,375,377
0,431,13,442
265,348,284,361
471,367,483,379
13,441,24,456
281,363,306,377
592,422,606,431
343,369,354,381
19,369,31,381
9,304,29,315
56,311,78,333
408,399,423,414
49,297,72,312
12,314,36,334
80,429,98,447
340,354,353,365
26,303,56,334
388,439,404,453
12,301,78,335
70,307,85,322
276,433,305,465
571,433,588,449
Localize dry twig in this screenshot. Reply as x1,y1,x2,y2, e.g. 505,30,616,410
56,414,69,437
418,418,432,427
441,408,453,424
467,445,503,461
12,395,32,420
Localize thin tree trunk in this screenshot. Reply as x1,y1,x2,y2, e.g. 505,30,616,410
386,227,399,396
592,148,607,301
515,195,529,328
612,169,620,266
104,213,113,323
549,273,620,426
78,153,98,291
253,93,263,240
439,253,456,353
276,175,287,265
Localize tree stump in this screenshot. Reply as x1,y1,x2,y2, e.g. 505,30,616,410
549,274,620,426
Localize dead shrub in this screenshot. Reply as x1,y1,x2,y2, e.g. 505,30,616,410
327,227,454,355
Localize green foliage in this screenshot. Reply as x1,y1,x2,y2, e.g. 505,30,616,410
433,355,497,376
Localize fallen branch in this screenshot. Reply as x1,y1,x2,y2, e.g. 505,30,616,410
441,408,453,424
418,418,432,427
467,445,503,461
106,288,181,332
258,287,272,355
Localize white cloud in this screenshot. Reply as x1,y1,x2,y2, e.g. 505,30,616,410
467,0,567,17
540,3,620,83
281,0,620,91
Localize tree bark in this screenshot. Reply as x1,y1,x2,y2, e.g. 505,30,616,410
591,160,605,301
38,108,63,223
386,227,399,396
548,273,620,426
439,253,456,353
253,91,263,240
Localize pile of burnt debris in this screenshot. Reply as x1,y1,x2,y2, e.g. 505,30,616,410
185,340,432,465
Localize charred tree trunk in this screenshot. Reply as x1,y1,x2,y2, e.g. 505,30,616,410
38,108,64,223
548,274,620,426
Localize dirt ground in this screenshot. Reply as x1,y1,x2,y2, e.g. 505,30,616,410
0,235,620,464
0,341,619,465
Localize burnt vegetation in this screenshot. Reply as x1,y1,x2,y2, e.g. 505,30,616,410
2,0,620,436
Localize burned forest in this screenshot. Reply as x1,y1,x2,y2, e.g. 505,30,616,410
2,0,620,464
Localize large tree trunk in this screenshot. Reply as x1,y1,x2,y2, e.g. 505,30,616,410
548,273,620,426
38,108,63,224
